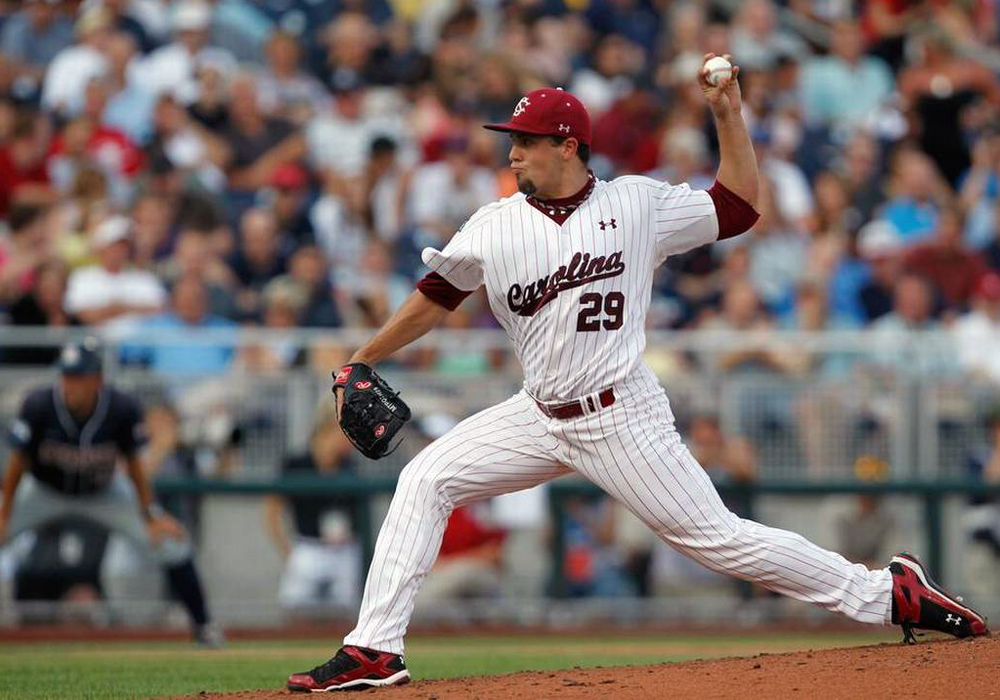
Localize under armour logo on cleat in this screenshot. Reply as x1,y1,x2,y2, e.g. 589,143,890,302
599,219,617,231
946,614,961,625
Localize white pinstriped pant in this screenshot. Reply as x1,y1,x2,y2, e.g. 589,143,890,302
345,366,893,654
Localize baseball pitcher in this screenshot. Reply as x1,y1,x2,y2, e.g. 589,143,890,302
287,55,988,692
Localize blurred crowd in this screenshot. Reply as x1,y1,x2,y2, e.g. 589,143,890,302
6,0,1000,618
0,0,997,381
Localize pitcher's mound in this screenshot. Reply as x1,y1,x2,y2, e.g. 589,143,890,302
179,635,998,699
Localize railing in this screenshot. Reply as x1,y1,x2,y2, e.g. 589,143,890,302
1,327,996,481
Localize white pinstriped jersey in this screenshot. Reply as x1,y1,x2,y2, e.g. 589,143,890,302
422,175,719,402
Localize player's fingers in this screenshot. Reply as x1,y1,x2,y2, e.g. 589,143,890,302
702,52,715,61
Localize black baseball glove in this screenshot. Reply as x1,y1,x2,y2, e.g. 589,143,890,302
332,363,411,459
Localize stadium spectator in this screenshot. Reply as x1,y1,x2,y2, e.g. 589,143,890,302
701,280,793,376
856,220,905,323
48,83,146,204
63,215,167,325
337,239,410,328
570,34,644,116
408,135,497,246
0,203,54,303
838,132,886,226
0,109,53,217
256,29,331,125
688,413,757,487
869,274,951,375
730,0,808,71
158,227,237,319
0,260,76,365
648,124,714,191
953,272,1000,385
879,146,951,245
897,32,1000,186
145,93,229,197
237,277,308,372
187,56,231,132
799,19,893,131
754,129,815,232
125,273,237,375
136,0,236,104
902,206,988,311
41,5,115,117
561,494,636,597
130,192,174,268
266,162,314,246
99,32,157,146
229,206,286,316
98,0,156,55
365,135,408,244
310,174,369,289
215,72,305,194
280,244,340,328
416,504,507,605
321,10,379,84
264,401,362,611
306,76,385,180
746,176,807,316
0,0,74,101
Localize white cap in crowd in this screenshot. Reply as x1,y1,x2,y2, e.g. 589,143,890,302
173,1,213,32
91,215,132,248
857,220,902,259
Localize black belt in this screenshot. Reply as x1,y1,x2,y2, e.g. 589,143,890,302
535,388,615,420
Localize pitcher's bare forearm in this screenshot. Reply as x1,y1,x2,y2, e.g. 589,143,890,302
713,109,759,209
350,290,451,366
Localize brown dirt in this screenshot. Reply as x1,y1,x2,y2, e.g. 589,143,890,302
174,636,1000,700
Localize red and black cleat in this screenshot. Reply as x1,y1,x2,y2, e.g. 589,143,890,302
287,645,410,692
890,552,989,644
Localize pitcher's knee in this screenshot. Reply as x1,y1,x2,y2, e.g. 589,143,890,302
395,460,454,508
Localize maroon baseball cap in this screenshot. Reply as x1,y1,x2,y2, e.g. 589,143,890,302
484,88,591,146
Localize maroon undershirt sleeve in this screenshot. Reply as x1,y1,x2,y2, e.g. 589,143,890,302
416,271,473,311
707,180,759,240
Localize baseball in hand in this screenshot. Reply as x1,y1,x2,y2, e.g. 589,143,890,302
703,56,733,86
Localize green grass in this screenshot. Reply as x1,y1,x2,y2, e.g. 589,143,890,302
0,632,899,700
